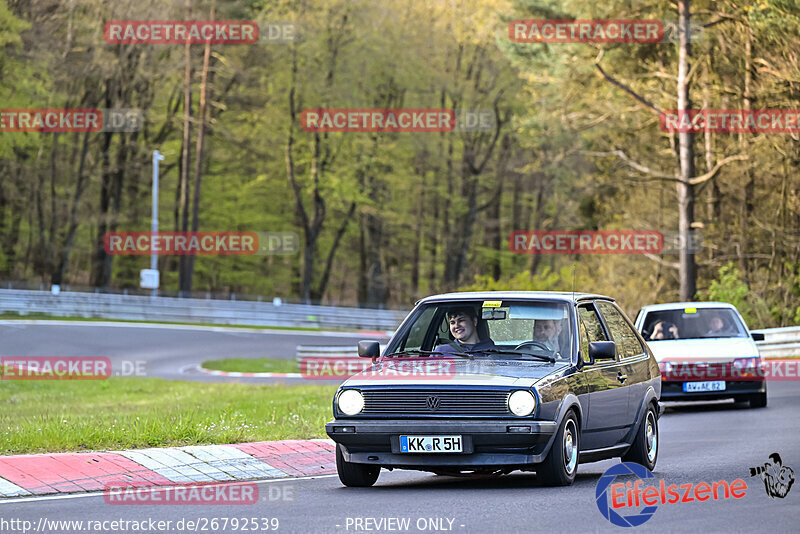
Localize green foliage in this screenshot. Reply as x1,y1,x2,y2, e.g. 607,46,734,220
461,265,584,293
700,262,771,328
702,262,750,310
1,0,799,327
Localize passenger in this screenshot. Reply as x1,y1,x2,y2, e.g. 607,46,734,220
650,320,679,340
532,319,562,352
705,314,733,337
434,307,495,355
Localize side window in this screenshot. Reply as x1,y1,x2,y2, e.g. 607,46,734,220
401,306,437,351
597,301,645,359
578,305,609,363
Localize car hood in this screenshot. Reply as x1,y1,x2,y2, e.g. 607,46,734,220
646,337,759,362
341,358,571,388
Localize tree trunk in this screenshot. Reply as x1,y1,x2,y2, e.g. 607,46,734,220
737,25,754,285
676,0,697,300
54,129,91,284
178,0,193,295
185,2,214,294
91,126,114,288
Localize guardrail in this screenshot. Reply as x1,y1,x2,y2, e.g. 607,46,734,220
753,327,800,358
295,327,800,360
0,289,406,331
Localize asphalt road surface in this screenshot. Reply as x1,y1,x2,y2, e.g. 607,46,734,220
0,321,382,383
2,381,798,533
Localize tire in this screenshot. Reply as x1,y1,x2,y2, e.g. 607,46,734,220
335,444,380,487
749,391,767,408
622,403,658,471
537,410,579,486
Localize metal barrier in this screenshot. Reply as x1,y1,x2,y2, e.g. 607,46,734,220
753,327,800,358
0,288,407,331
295,328,800,360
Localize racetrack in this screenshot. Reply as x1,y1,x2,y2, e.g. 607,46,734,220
1,370,798,532
0,321,383,383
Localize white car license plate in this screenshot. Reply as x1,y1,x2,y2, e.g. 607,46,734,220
683,381,726,392
400,435,462,453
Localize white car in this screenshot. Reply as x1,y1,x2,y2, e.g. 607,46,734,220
634,302,767,408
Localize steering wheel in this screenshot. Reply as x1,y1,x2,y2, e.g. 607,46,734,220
513,341,552,352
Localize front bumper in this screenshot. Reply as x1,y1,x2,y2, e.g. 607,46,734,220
326,418,557,468
661,380,766,401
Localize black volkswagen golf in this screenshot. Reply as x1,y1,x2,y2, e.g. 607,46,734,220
326,291,661,487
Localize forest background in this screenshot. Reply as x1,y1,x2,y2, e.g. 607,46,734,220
1,0,799,327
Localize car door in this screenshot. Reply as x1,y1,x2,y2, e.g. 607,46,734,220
596,301,647,436
577,302,630,450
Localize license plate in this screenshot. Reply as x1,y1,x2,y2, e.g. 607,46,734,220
399,435,462,453
683,380,726,392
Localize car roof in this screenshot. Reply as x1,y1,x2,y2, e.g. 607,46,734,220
416,291,613,306
639,301,738,312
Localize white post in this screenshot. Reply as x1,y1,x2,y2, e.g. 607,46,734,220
151,150,164,297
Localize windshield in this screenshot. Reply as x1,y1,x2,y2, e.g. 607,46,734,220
640,307,747,340
387,300,574,362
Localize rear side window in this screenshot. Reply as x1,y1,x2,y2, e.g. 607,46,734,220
597,301,645,359
578,304,609,362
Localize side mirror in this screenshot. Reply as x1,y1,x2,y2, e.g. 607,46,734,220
588,341,616,364
357,340,381,358
751,332,765,342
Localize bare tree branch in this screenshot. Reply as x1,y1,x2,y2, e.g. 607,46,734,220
584,150,675,179
688,153,749,185
644,253,680,269
594,51,663,116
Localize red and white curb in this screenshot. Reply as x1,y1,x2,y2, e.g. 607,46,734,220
0,439,336,498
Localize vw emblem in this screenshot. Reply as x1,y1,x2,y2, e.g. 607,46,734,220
426,396,441,412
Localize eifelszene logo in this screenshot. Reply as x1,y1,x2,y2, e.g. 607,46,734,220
749,453,795,499
596,462,748,527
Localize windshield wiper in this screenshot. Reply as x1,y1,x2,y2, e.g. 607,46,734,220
477,349,555,363
383,349,474,360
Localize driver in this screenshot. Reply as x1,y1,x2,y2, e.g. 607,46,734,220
533,319,562,353
434,307,495,355
705,314,732,337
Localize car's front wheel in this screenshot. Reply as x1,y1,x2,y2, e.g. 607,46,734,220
622,403,658,471
537,410,579,486
335,444,380,487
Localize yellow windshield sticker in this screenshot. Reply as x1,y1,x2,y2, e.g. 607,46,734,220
685,307,697,313
482,300,502,308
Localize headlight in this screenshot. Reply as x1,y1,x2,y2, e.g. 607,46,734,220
337,389,364,415
508,390,536,417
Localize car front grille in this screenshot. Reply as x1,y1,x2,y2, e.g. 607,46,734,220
361,389,511,416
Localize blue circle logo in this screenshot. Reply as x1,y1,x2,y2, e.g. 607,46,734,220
596,462,658,527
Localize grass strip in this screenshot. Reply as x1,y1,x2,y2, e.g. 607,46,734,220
202,358,300,374
0,378,336,455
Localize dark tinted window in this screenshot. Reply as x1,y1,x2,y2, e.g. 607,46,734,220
597,301,644,359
